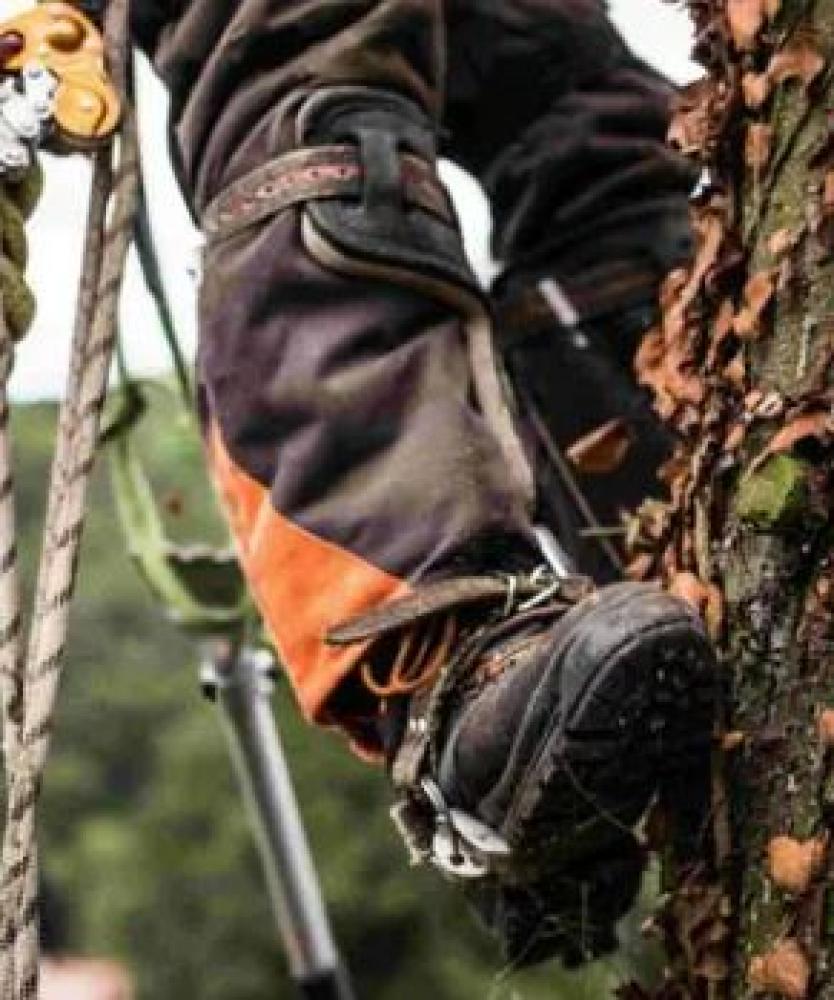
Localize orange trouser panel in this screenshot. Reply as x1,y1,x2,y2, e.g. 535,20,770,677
207,422,411,722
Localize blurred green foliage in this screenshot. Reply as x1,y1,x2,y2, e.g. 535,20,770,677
8,396,657,999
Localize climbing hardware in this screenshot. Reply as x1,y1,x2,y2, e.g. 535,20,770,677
0,1,120,151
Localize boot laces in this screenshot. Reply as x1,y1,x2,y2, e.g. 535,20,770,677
358,566,573,700
359,613,458,698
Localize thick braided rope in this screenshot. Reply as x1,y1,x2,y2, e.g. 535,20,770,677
0,174,45,845
0,150,112,998
0,4,134,992
10,129,136,998
0,308,24,1000
0,156,110,994
0,318,23,769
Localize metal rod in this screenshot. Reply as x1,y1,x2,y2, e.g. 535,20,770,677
533,524,575,579
201,644,355,1000
518,381,625,577
130,66,353,997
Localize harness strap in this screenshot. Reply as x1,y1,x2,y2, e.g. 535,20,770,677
202,144,454,242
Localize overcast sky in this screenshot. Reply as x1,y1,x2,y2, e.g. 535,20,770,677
10,0,699,400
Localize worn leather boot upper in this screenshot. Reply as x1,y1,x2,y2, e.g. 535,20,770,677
329,572,716,967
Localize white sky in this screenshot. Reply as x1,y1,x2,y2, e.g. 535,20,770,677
10,0,699,400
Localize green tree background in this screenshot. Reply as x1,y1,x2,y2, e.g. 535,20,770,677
10,396,655,999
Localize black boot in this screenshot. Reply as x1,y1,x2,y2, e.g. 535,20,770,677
328,572,716,966
464,835,647,968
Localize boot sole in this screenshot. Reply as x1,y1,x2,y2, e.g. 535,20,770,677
495,583,716,873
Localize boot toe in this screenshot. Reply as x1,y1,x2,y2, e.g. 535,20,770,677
441,582,716,868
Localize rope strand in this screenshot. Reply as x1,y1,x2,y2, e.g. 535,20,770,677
0,148,113,997
14,122,136,1000
0,304,25,1000
0,3,134,991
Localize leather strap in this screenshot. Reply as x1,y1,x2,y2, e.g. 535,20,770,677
326,574,591,646
391,624,493,791
202,144,454,242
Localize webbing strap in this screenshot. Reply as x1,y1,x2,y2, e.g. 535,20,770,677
202,144,454,242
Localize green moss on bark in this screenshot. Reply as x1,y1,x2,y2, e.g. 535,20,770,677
734,454,812,530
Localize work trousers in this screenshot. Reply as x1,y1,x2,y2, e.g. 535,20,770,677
133,0,694,751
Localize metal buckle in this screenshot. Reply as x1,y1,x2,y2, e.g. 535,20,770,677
420,777,510,880
0,61,56,175
0,2,120,151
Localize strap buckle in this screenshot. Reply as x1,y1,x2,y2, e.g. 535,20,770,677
0,62,56,174
390,778,511,880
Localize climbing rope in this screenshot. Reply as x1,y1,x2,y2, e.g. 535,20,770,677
0,160,43,803
0,1,133,994
0,160,43,1000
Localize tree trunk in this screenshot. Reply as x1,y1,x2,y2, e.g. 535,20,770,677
627,1,834,997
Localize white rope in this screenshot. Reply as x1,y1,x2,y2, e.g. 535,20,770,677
0,2,134,992
0,142,112,999
0,318,24,751
0,307,25,1000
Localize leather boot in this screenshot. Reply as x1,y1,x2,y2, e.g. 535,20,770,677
328,571,716,966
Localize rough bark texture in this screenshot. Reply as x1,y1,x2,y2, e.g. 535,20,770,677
620,1,834,997
723,0,834,989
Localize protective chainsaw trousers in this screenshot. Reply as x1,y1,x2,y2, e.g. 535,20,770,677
132,0,694,752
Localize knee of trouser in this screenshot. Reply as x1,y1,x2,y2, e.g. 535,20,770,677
200,86,536,505
204,86,482,301
298,86,482,298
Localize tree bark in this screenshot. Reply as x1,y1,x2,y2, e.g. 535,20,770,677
626,1,834,997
